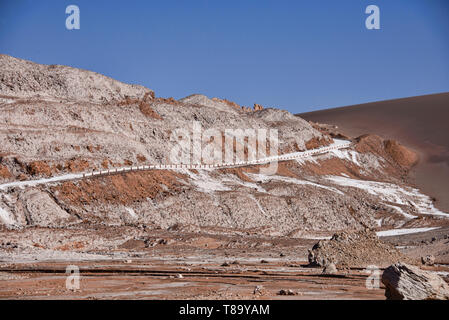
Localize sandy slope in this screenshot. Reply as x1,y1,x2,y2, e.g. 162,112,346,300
299,93,449,212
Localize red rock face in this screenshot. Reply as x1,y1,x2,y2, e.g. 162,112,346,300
253,103,264,111
27,161,53,177
384,140,418,168
52,170,187,206
118,92,162,120
354,134,385,155
355,134,418,170
211,97,242,110
64,159,90,173
305,137,331,150
136,154,147,163
0,164,11,179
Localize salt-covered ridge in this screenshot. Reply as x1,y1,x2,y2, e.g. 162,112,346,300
326,175,448,217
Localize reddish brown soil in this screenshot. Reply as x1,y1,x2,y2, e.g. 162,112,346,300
123,159,133,166
27,161,52,177
354,134,385,155
274,162,302,178
54,241,86,251
65,159,90,173
305,137,331,150
384,140,419,168
53,170,188,205
217,167,255,182
354,134,414,178
211,97,242,110
303,158,361,178
139,100,162,120
0,164,11,179
118,92,162,120
136,154,147,163
101,159,109,169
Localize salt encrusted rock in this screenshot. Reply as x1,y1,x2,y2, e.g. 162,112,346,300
421,255,435,266
253,285,265,295
322,263,337,275
308,230,405,268
382,263,449,300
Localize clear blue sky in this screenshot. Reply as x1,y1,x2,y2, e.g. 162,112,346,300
1,0,448,113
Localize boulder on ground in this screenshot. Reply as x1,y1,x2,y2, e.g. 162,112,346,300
278,289,296,296
308,229,406,268
382,262,449,300
253,285,265,295
421,255,435,266
322,263,337,275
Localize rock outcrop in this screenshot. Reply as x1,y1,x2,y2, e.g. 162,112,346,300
382,263,449,300
355,134,418,170
253,103,264,111
0,165,11,180
421,255,435,266
308,230,406,268
0,54,152,103
384,140,419,168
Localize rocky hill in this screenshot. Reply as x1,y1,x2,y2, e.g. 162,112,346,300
0,54,152,103
0,54,447,242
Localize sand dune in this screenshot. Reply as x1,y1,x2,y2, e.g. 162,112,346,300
299,93,449,212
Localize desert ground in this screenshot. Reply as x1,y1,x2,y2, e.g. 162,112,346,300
1,226,448,300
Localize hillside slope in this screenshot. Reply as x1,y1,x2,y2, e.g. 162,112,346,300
0,55,447,247
299,93,449,212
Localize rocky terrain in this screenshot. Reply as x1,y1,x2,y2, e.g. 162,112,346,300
0,54,448,299
308,229,410,269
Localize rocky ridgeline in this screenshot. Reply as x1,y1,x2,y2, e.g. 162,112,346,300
0,54,445,237
0,54,152,103
0,55,324,180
